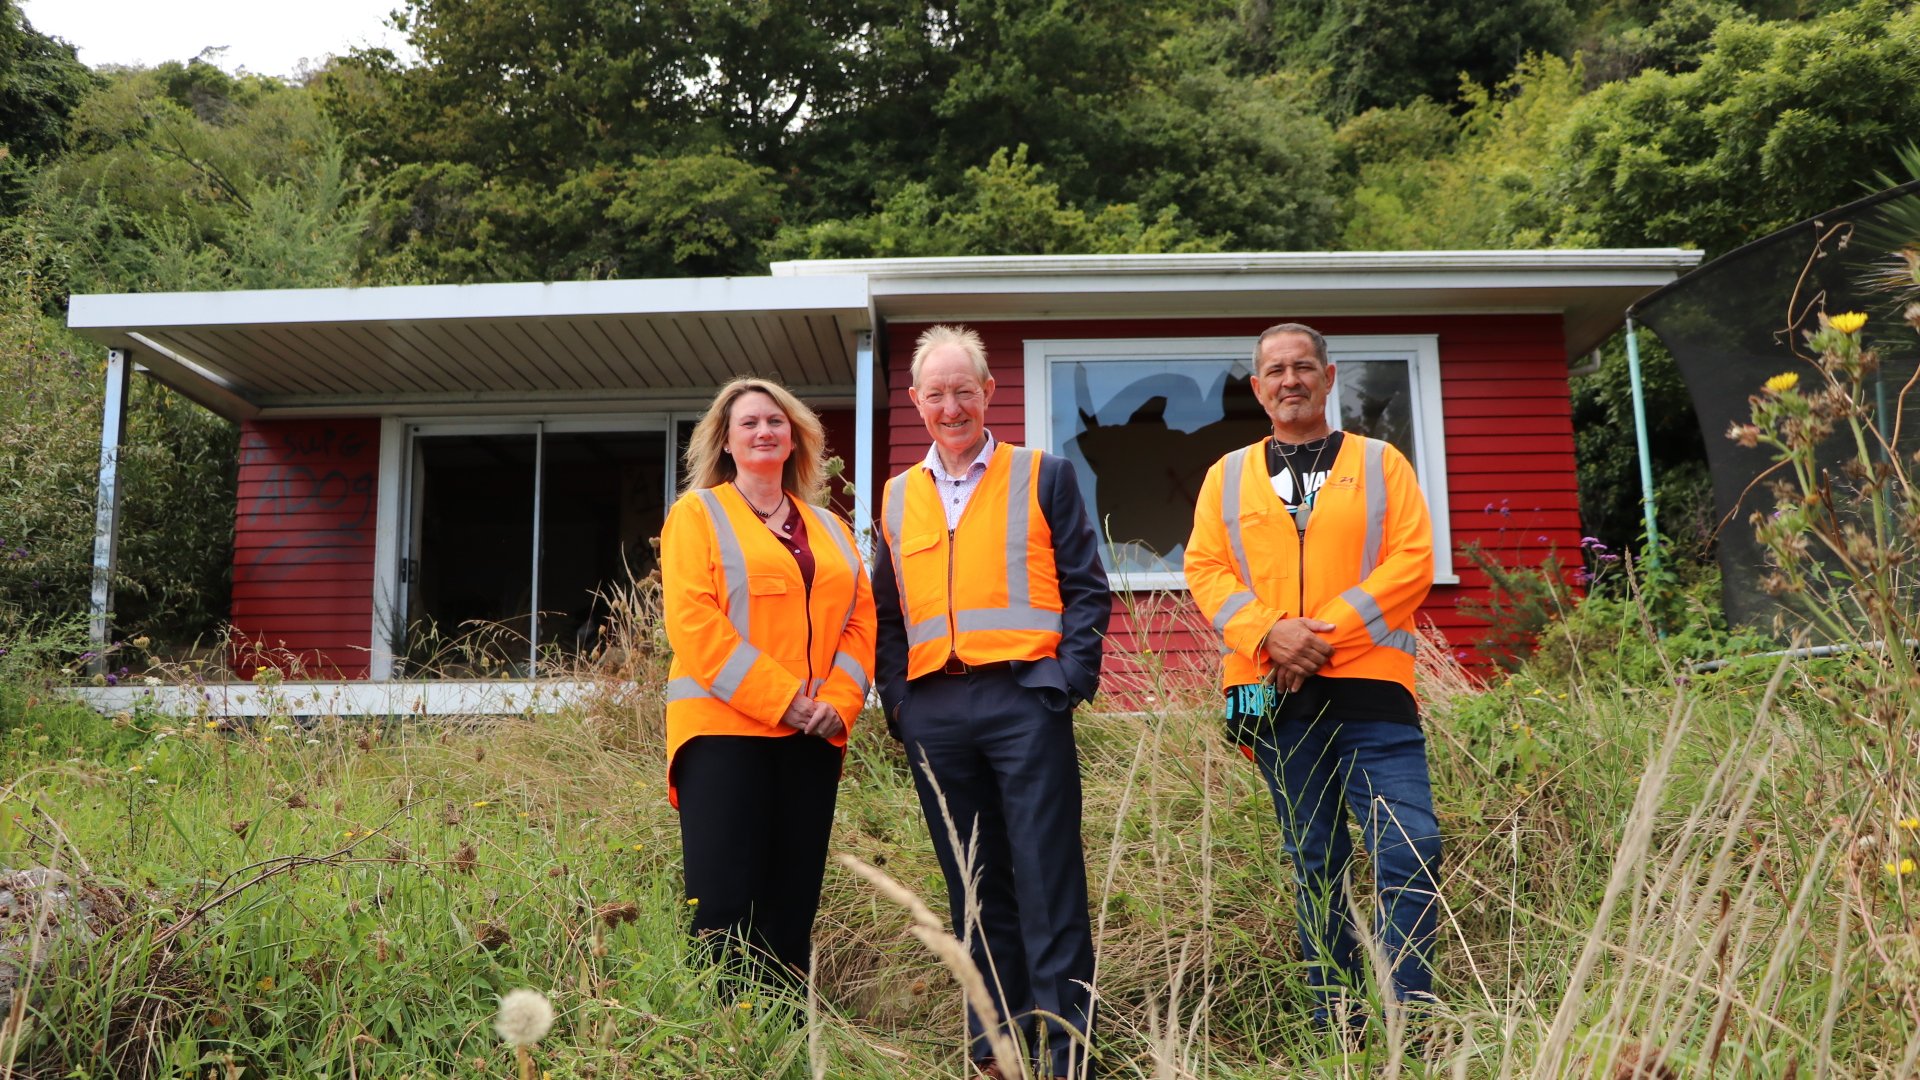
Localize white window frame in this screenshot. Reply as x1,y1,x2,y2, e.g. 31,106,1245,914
1022,335,1457,591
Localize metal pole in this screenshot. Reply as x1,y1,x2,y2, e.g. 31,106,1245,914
853,330,875,563
529,422,544,673
89,349,132,672
1624,316,1661,569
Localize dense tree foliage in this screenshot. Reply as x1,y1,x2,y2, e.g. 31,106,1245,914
0,0,95,209
9,0,1920,640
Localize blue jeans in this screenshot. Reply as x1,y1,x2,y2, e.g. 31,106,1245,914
1249,717,1443,1026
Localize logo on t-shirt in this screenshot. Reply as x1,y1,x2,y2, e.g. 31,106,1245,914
1271,463,1332,506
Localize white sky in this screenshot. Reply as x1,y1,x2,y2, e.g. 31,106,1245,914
21,0,417,79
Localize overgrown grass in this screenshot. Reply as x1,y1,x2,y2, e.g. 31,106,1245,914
2,607,1914,1078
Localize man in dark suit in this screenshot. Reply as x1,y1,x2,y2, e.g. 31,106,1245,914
872,324,1111,1080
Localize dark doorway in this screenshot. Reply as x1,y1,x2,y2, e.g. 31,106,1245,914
406,427,669,672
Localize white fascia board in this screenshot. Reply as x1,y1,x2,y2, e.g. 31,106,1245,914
772,249,1703,280
860,269,1687,304
67,274,873,334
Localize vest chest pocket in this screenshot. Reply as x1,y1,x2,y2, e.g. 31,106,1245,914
747,575,789,597
899,532,941,559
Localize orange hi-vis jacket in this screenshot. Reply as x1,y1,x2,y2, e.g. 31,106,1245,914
660,485,876,806
881,443,1064,678
1184,434,1433,695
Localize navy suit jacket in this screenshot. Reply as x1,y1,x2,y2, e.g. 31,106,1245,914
872,450,1111,727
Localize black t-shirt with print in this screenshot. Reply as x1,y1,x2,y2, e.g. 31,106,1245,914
1222,432,1420,739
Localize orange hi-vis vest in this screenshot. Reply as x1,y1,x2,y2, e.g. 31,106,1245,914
660,485,876,806
1184,434,1433,695
882,443,1064,679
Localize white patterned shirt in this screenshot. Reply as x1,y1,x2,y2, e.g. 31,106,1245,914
921,431,996,530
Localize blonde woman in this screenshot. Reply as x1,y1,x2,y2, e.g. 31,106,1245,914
660,376,875,991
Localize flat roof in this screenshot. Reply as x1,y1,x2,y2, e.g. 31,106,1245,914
775,249,1702,356
68,250,1699,419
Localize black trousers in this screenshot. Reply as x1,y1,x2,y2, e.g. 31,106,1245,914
898,669,1096,1078
675,733,843,989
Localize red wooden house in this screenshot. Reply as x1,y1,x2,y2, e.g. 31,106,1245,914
68,251,1697,704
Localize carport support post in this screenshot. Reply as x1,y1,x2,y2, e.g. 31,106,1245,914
853,330,875,561
1624,316,1661,569
89,348,132,671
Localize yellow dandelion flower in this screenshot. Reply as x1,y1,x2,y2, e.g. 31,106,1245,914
1763,371,1799,394
343,830,356,839
205,720,220,729
686,897,700,907
1901,817,1920,830
472,800,490,808
257,976,275,991
1830,311,1868,334
631,844,644,851
737,1001,753,1011
1886,858,1917,876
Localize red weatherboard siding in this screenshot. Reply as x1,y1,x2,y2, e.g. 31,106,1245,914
230,419,379,679
883,315,1579,689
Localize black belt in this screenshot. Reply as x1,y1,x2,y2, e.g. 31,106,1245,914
937,656,1013,676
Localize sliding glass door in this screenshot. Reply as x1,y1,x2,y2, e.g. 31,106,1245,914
400,420,673,675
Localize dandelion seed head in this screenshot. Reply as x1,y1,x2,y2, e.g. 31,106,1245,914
494,988,554,1047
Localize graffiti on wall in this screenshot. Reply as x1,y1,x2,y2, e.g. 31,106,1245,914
235,421,378,583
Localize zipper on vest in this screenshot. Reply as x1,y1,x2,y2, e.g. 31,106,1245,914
946,526,957,653
1296,511,1307,632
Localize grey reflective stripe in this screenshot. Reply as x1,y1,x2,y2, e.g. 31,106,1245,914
1005,447,1036,611
1379,629,1421,656
1341,584,1390,644
955,608,1063,634
695,489,752,638
1220,446,1256,591
1214,590,1257,633
1341,584,1419,656
806,677,825,696
884,472,911,619
834,650,870,693
709,641,764,702
666,676,708,702
907,615,947,647
1361,438,1386,578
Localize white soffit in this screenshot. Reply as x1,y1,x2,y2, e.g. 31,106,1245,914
66,276,872,420
772,250,1704,357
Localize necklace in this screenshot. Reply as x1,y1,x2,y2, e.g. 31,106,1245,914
1269,432,1333,533
734,481,787,521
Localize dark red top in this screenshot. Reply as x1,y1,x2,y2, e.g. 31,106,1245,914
773,500,814,589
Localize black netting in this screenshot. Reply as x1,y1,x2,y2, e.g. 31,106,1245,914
1634,179,1920,632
